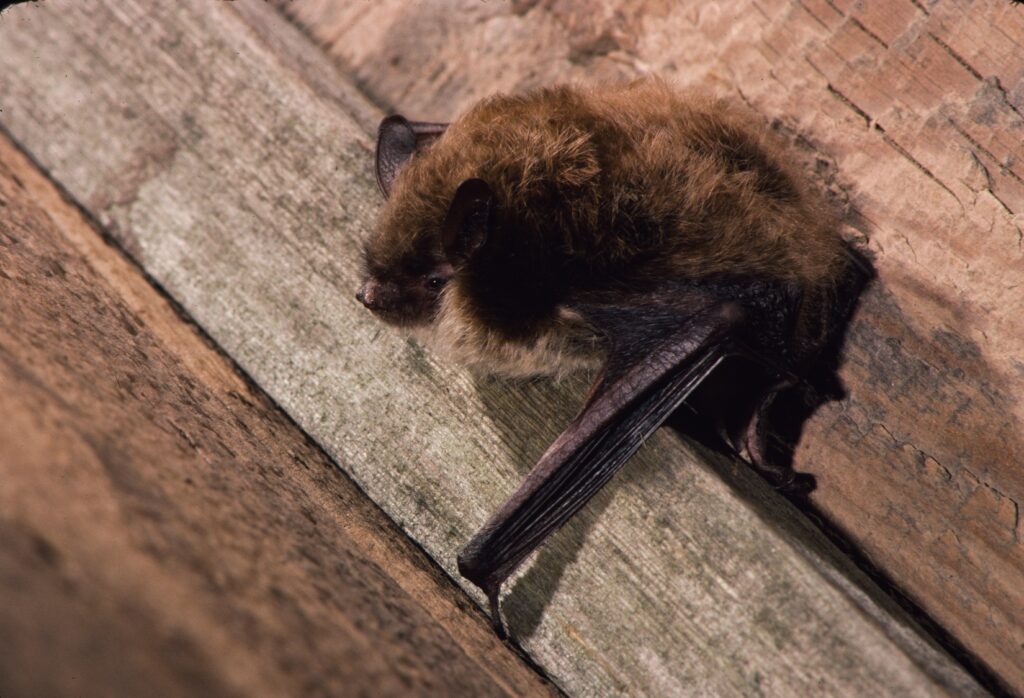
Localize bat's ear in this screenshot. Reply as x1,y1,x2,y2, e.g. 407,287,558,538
441,178,493,262
375,115,448,197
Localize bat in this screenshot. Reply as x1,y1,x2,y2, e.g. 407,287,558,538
357,78,867,637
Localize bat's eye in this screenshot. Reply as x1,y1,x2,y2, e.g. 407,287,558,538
426,275,447,291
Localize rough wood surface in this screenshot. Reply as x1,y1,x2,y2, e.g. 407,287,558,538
276,0,1024,692
0,1,986,696
0,127,553,697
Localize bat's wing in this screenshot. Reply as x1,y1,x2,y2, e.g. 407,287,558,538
458,296,791,636
375,116,448,197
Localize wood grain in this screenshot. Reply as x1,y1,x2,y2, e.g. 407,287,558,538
0,1,986,696
0,122,552,697
276,0,1024,691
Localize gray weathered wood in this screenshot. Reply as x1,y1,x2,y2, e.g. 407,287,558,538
0,2,985,696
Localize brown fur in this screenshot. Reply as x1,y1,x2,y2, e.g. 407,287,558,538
363,78,844,376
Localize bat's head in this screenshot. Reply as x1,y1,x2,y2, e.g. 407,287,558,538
361,169,595,377
359,100,595,333
356,115,458,327
357,169,490,329
358,102,602,376
358,114,502,331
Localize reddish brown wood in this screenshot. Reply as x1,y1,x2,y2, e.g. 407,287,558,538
0,133,553,698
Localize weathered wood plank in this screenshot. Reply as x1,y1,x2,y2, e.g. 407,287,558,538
0,2,985,696
0,134,553,697
277,0,1024,691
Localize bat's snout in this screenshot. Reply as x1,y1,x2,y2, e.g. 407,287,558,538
356,278,400,314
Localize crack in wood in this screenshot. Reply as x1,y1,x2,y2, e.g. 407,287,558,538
908,0,931,16
927,32,984,81
848,16,890,50
875,124,965,212
826,83,873,127
946,117,1024,188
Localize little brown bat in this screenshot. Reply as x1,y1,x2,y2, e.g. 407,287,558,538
358,78,863,637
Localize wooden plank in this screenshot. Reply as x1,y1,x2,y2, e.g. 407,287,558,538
0,2,985,696
0,135,553,696
277,0,1024,692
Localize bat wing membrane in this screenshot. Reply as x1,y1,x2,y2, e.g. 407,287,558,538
458,298,757,636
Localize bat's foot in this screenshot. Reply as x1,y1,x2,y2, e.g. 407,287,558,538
744,391,787,480
741,384,812,493
458,547,508,638
486,584,507,640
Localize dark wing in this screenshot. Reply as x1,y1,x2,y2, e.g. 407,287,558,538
457,295,790,637
375,115,448,197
